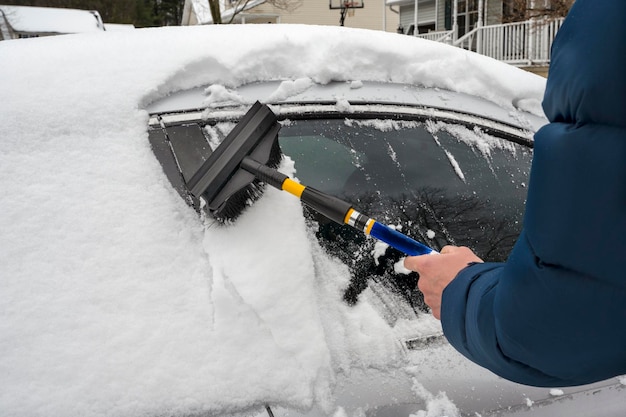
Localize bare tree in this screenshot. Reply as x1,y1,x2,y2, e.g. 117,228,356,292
504,0,574,23
207,0,302,24
208,0,223,23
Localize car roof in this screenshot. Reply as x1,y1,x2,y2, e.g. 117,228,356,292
147,80,547,137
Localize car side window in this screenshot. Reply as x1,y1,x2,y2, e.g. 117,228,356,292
278,118,531,260
278,118,532,316
277,132,367,196
196,116,531,317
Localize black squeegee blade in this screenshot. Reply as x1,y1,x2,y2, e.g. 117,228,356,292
186,101,282,219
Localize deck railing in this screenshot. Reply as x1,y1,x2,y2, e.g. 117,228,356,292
415,29,454,44
416,18,564,66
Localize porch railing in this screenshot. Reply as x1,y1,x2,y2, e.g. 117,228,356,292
416,18,564,66
415,29,454,44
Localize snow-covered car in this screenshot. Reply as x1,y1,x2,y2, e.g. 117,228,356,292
146,80,541,324
1,24,624,417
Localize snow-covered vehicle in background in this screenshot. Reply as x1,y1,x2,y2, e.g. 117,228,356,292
1,24,624,417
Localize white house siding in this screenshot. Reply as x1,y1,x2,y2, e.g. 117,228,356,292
485,0,503,25
182,1,200,25
399,0,437,32
234,0,399,32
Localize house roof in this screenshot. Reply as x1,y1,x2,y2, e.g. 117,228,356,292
0,5,104,34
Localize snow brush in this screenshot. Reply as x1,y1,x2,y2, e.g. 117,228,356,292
186,101,433,256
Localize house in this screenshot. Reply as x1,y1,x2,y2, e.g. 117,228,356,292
390,0,567,75
0,5,105,40
182,0,400,32
390,0,508,37
181,0,565,75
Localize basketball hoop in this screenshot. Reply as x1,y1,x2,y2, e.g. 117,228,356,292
346,1,359,17
329,0,364,26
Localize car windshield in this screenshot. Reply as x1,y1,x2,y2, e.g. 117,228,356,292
276,117,532,315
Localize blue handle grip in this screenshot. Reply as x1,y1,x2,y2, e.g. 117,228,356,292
369,222,433,256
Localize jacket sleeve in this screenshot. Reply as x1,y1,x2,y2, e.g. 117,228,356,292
440,260,576,387
440,0,626,387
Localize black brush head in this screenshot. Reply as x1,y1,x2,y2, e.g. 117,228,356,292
207,139,283,222
186,101,283,222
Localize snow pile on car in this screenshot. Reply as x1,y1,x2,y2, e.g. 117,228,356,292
0,25,545,417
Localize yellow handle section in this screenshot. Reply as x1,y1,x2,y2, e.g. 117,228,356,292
282,178,306,198
343,208,355,225
343,208,375,234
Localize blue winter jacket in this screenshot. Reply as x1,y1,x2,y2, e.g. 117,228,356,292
441,0,626,387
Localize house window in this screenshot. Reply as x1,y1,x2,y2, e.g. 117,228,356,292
457,0,479,37
503,0,527,22
444,0,479,36
400,0,437,35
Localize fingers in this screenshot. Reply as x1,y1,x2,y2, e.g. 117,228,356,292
409,246,483,275
403,247,455,275
440,245,456,254
403,252,428,273
403,246,467,272
403,245,484,320
416,273,443,319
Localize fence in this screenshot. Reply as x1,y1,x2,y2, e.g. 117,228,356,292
417,18,564,66
415,29,454,43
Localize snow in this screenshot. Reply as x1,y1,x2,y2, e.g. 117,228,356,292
0,24,547,417
268,77,315,102
372,238,391,266
409,380,459,417
0,5,104,34
335,97,354,113
549,389,564,397
443,149,466,182
104,23,135,31
350,80,364,89
204,84,246,106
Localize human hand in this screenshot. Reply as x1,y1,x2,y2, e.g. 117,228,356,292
404,246,483,319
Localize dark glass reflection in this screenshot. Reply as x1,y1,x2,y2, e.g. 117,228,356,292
279,118,532,319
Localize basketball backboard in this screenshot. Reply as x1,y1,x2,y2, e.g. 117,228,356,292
329,0,364,26
329,0,364,10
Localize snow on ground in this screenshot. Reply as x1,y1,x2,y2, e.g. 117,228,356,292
0,25,545,417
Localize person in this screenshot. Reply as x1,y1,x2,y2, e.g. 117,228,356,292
404,0,626,387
